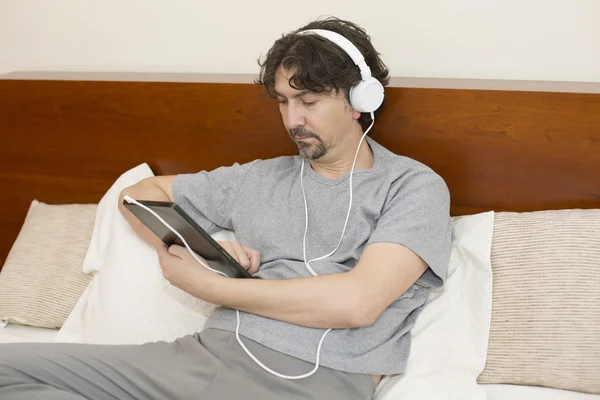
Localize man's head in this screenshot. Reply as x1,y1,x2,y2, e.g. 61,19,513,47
256,17,389,161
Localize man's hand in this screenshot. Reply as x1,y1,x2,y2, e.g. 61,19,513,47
217,241,261,274
156,241,261,300
157,245,222,298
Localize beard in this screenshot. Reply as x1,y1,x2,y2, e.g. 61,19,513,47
289,127,327,160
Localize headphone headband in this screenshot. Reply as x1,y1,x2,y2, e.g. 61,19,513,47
297,28,384,113
299,29,372,81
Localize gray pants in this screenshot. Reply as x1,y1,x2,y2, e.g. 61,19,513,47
0,328,375,400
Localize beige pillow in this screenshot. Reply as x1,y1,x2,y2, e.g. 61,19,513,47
0,200,96,329
477,209,600,394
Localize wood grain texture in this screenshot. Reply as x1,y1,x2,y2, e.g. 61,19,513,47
1,78,599,266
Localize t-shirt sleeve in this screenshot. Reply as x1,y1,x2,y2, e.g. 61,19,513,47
171,161,258,234
367,169,452,288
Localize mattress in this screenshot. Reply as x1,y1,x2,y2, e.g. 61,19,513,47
485,384,599,400
0,323,58,343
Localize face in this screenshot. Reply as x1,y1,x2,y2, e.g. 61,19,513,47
274,67,360,160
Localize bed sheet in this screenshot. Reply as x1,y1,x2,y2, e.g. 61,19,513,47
484,384,600,400
0,323,58,343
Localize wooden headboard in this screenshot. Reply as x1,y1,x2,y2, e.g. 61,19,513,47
1,74,599,266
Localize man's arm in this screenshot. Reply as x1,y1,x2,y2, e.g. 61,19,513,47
186,241,428,329
118,175,175,249
120,175,262,273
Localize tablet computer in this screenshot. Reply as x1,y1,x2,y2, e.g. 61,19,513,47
123,199,255,279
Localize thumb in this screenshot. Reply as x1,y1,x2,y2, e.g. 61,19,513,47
168,244,186,258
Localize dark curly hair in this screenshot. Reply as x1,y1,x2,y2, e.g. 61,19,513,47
255,17,390,131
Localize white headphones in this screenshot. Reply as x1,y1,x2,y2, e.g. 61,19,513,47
299,28,384,113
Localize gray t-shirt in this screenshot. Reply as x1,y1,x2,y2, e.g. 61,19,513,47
172,137,452,375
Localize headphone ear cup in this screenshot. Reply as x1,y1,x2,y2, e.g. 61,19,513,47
349,77,384,113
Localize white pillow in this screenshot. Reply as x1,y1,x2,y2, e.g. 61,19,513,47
55,231,235,344
56,162,154,341
54,279,94,343
373,211,494,400
82,163,154,274
56,162,235,345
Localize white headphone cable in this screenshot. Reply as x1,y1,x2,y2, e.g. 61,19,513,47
123,112,376,380
122,195,229,278
301,112,375,274
237,112,376,379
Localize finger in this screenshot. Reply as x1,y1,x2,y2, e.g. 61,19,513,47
156,246,172,271
157,245,170,262
168,244,185,258
230,242,251,270
218,241,246,268
244,246,261,274
218,241,239,262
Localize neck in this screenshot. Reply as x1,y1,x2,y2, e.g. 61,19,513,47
309,135,374,180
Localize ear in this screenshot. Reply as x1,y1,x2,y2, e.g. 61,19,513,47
352,109,361,120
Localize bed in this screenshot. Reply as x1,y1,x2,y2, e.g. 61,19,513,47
0,72,599,399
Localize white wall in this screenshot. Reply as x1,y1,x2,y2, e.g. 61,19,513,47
1,0,599,82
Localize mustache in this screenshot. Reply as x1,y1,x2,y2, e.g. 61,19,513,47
289,127,319,140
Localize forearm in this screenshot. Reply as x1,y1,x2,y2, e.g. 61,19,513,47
118,179,170,249
199,272,369,329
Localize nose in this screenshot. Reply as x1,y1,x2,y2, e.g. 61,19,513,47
281,102,306,130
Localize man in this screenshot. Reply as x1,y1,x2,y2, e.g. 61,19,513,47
0,17,451,400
